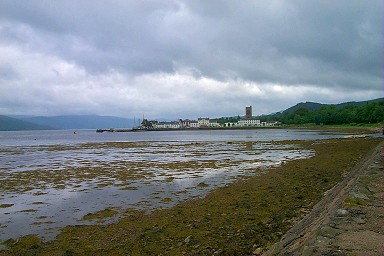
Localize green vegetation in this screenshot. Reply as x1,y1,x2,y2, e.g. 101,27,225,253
344,197,368,207
1,138,381,255
82,208,119,221
0,204,14,208
213,116,241,125
262,100,384,125
141,119,153,128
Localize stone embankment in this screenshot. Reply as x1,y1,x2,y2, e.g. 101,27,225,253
264,140,384,256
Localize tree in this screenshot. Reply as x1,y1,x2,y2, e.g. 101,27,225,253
141,119,153,128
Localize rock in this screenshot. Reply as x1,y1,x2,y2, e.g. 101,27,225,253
354,217,366,224
316,236,331,245
301,245,316,256
329,222,337,228
350,192,369,201
336,209,349,217
320,225,341,238
253,247,263,255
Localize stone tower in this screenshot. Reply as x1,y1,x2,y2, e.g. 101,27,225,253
245,106,252,119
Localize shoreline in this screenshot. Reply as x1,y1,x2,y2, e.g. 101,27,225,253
311,140,384,255
95,124,382,134
1,137,383,255
264,140,384,255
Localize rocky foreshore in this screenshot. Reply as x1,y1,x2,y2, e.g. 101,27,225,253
265,140,384,256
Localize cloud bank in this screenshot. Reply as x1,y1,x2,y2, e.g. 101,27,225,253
0,0,382,118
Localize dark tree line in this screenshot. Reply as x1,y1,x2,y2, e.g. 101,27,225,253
214,116,241,124
262,101,384,125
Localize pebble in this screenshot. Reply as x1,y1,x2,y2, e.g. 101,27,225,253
336,209,349,217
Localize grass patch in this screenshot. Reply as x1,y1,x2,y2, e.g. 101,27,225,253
82,208,118,221
197,182,209,188
31,221,55,226
119,186,139,190
0,204,13,208
164,176,175,182
31,202,46,205
344,197,369,207
162,197,173,203
2,235,42,255
19,209,38,213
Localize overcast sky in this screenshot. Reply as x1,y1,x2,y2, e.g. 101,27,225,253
0,1,383,119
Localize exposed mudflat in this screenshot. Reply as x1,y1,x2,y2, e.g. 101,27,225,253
0,137,382,255
0,140,313,242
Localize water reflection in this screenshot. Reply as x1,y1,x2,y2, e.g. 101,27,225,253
0,136,318,242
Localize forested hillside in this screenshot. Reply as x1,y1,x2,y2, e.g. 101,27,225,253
263,100,384,125
283,98,384,114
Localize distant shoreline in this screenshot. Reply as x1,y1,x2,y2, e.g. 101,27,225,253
96,124,381,133
96,126,281,133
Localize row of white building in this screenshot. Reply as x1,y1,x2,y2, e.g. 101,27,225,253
150,118,280,129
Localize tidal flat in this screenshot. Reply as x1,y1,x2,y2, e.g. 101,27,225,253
1,139,312,242
0,130,381,255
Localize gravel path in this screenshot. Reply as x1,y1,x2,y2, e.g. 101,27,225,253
264,140,384,256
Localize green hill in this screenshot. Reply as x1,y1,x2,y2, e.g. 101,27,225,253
283,97,384,114
263,97,384,125
283,102,324,114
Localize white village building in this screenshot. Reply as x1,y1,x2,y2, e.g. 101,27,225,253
153,121,181,129
237,119,261,127
198,118,210,128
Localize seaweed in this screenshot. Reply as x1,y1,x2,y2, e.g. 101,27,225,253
1,138,381,255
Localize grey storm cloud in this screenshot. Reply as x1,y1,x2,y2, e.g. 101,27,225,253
0,0,382,118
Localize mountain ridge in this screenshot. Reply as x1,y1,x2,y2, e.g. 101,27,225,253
19,115,136,130
281,97,384,114
1,97,383,131
0,115,55,131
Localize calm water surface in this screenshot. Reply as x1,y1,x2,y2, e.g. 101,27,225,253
0,129,353,242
